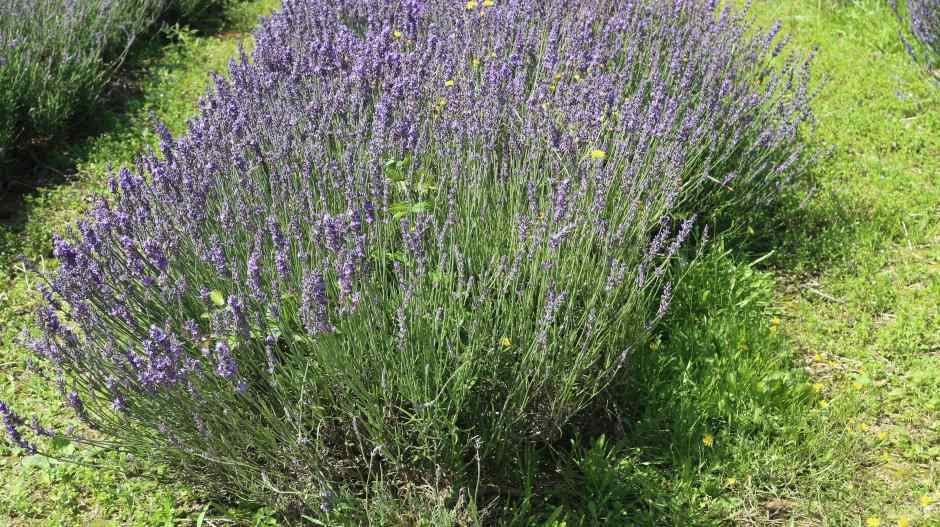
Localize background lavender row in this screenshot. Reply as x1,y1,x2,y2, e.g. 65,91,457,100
891,0,940,74
0,0,226,171
15,0,816,514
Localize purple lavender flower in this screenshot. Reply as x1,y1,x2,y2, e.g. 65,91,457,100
214,341,238,380
1,400,36,453
892,0,940,71
247,249,263,297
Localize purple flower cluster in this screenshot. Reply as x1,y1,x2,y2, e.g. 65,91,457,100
17,0,815,506
892,0,940,71
0,400,36,454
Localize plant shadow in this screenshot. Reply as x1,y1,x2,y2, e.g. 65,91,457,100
495,245,819,526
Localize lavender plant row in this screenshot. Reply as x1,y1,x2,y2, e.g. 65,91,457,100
0,0,225,166
892,0,940,73
8,0,815,511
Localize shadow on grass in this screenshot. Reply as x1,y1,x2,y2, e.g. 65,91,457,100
488,245,831,526
702,160,884,280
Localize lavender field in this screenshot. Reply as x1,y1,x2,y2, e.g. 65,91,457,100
0,0,938,525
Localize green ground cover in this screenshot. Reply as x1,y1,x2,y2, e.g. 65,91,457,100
0,0,937,525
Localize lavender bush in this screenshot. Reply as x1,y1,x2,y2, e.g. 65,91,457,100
891,0,940,75
0,0,226,167
7,0,815,515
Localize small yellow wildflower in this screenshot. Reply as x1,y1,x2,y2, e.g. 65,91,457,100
465,0,478,8
590,149,606,159
725,477,737,487
921,494,934,508
814,353,824,362
702,433,714,447
770,317,781,327
483,0,494,6
898,515,910,527
866,517,881,527
852,382,863,390
819,399,829,408
858,423,869,432
499,336,512,348
445,79,455,87
812,383,824,393
472,57,480,67
878,431,888,440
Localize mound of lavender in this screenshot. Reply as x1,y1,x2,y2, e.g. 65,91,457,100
10,0,814,511
892,0,940,74
0,0,225,167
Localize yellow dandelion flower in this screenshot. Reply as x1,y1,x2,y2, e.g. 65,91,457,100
590,149,606,159
483,0,494,6
921,494,934,508
813,383,824,393
770,317,781,327
866,517,881,527
878,431,888,440
725,477,737,486
465,0,478,8
852,382,863,390
393,30,402,39
445,79,455,87
499,336,511,348
819,399,829,408
898,515,910,527
702,433,714,447
814,353,824,362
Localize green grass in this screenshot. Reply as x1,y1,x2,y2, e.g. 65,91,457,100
0,0,938,525
756,0,940,524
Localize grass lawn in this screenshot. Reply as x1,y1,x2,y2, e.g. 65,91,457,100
0,0,937,525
